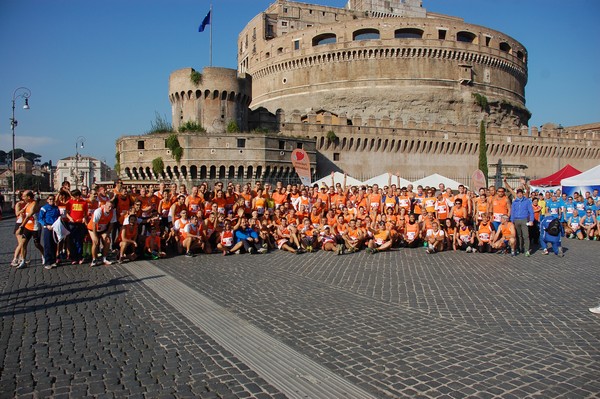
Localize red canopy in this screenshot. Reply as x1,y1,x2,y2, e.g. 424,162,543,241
530,164,581,186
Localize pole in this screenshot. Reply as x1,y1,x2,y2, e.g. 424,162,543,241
75,141,79,190
11,99,16,209
10,87,31,209
209,3,213,67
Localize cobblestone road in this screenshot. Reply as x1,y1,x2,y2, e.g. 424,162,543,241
1,215,599,398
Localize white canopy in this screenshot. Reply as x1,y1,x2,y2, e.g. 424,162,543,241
313,172,363,188
412,173,466,191
560,164,600,186
363,173,412,188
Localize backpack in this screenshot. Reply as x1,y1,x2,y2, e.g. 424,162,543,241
545,218,560,236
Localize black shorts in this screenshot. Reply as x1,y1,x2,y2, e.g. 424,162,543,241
21,228,40,243
14,224,21,234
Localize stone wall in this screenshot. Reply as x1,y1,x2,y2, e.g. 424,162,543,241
116,132,316,184
169,67,252,133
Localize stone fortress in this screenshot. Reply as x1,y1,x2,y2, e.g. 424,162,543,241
116,0,600,185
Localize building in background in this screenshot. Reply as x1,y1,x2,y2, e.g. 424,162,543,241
54,156,114,189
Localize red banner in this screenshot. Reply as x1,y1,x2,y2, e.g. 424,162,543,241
291,149,311,186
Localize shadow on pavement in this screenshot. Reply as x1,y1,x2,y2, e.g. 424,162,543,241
0,274,165,317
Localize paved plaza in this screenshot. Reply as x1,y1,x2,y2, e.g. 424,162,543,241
1,216,599,398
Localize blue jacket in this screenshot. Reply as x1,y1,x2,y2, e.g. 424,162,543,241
539,215,563,243
38,204,61,227
235,227,258,243
510,196,534,223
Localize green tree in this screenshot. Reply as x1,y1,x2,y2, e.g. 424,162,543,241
11,174,50,191
479,120,488,186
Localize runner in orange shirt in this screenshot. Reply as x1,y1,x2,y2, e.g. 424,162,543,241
404,213,421,248
87,201,117,266
15,191,43,269
182,215,204,257
342,219,364,252
366,220,392,254
491,214,517,255
425,221,446,254
491,188,511,230
119,214,138,262
454,218,475,252
476,213,495,253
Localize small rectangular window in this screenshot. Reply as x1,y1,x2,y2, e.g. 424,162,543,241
237,138,246,148
283,7,288,13
297,142,303,149
281,21,288,27
138,140,145,150
294,40,300,50
279,140,285,150
333,153,340,161
485,36,491,46
438,30,447,40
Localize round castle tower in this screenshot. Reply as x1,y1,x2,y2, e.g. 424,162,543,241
169,67,252,133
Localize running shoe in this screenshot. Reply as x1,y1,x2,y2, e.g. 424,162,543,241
589,305,600,314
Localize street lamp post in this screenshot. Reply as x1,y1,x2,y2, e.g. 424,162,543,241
74,136,86,189
10,87,31,209
557,124,563,170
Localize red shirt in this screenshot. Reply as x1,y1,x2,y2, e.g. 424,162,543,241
66,198,89,223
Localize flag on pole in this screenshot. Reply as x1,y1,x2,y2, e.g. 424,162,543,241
198,10,211,32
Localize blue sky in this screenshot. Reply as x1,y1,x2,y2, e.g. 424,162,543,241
1,0,598,168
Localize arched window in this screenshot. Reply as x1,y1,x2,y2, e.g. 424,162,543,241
394,28,423,39
312,33,336,46
353,29,380,41
456,31,476,43
190,165,198,180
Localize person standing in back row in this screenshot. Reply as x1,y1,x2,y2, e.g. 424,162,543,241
510,188,535,256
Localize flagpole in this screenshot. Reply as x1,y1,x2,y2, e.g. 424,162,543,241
209,3,213,67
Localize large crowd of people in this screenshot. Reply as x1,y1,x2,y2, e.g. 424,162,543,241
7,173,600,270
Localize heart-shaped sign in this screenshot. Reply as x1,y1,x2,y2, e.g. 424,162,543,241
295,152,304,161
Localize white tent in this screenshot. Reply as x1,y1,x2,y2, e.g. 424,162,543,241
313,172,363,188
363,173,412,188
560,164,600,196
412,173,466,191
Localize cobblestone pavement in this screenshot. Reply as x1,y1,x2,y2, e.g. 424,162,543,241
1,214,599,398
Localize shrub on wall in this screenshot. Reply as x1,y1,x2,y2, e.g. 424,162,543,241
179,121,205,133
152,157,164,177
227,121,240,133
166,134,183,163
190,70,202,86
